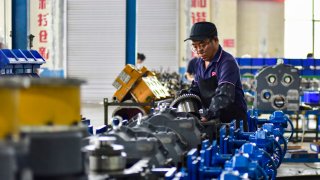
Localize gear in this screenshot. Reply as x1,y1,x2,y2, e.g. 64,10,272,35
170,94,202,114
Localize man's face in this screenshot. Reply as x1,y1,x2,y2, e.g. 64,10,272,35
191,38,218,62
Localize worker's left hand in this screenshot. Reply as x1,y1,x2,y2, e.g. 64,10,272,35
201,116,208,122
202,108,219,121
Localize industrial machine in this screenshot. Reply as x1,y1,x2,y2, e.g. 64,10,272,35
0,77,28,180
80,91,293,179
3,61,316,179
0,77,87,180
0,76,294,179
254,63,300,111
164,113,291,180
19,78,86,179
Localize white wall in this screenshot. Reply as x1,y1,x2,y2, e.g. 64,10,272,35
237,0,284,58
0,0,4,45
137,0,179,73
285,0,320,58
212,0,238,56
0,0,11,48
179,0,285,59
67,0,126,103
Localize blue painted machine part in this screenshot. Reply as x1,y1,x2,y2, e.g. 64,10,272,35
165,167,178,180
240,143,277,179
247,110,294,141
223,153,268,180
95,125,108,134
169,141,273,180
304,91,320,105
87,125,93,135
81,118,91,126
220,120,284,167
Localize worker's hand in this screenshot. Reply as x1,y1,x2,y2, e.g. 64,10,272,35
202,108,219,121
201,116,208,122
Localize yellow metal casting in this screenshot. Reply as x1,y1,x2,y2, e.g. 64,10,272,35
0,89,19,139
112,64,171,103
112,64,150,102
0,78,27,140
18,78,84,126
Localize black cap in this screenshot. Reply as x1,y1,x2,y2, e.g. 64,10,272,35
184,22,218,42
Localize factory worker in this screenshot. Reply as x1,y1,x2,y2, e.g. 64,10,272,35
183,21,248,131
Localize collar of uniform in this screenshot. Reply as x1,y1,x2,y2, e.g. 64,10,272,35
207,45,223,67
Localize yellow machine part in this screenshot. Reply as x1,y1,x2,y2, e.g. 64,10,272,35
18,85,81,126
131,76,171,103
131,78,156,103
112,65,171,113
130,79,154,112
112,65,149,102
0,89,19,140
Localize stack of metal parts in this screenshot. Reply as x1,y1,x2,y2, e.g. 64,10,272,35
0,77,86,180
111,64,172,121
0,49,46,77
154,71,188,97
112,64,171,103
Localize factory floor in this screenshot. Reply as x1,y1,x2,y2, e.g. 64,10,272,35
81,103,108,129
82,103,320,178
278,163,320,179
277,142,320,179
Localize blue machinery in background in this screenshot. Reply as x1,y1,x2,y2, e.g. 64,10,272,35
0,49,46,76
236,58,320,76
181,57,320,83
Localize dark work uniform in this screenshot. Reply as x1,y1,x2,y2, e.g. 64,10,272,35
187,57,199,75
190,45,248,131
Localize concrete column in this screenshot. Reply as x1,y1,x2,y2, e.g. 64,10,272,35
211,0,238,56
